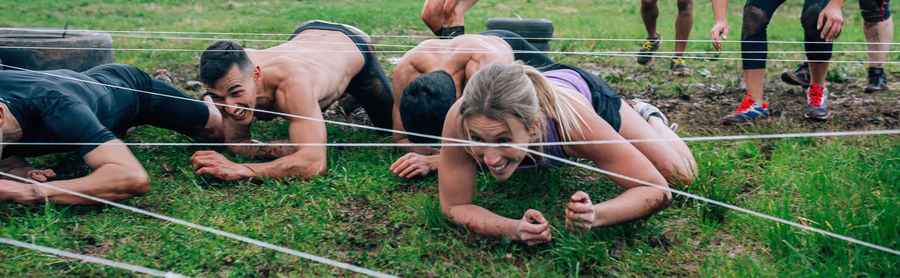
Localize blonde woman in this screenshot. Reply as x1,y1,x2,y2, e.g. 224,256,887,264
438,63,696,245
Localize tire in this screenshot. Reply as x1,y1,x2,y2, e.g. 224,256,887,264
0,28,114,72
485,17,554,44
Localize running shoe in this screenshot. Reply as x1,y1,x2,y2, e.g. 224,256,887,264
780,62,810,87
636,34,660,65
722,94,770,124
629,98,669,126
865,67,888,93
805,84,830,120
670,58,691,76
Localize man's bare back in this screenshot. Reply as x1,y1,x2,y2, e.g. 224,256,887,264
192,20,394,181
393,34,513,99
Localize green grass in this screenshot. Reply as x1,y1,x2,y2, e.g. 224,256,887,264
1,0,899,276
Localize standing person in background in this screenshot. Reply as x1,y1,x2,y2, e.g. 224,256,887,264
781,0,892,92
637,0,695,76
710,0,846,123
421,0,480,38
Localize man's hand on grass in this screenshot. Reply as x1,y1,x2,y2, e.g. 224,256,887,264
190,150,255,181
26,169,56,182
0,180,43,205
390,152,435,178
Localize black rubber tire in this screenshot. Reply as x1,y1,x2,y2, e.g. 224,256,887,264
0,28,114,72
485,17,554,43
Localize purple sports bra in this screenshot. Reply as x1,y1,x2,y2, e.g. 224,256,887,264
517,69,591,170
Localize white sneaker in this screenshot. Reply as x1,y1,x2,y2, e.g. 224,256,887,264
628,98,669,126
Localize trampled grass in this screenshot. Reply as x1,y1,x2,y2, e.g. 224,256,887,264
1,0,898,276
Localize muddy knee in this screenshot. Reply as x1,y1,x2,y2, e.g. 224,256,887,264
676,0,693,14
800,3,825,34
741,6,770,41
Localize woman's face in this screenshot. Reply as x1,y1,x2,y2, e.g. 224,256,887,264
465,114,536,181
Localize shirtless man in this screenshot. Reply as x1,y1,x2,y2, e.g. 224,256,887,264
390,30,620,178
190,20,393,181
0,63,222,205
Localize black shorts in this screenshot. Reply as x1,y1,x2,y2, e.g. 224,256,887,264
480,29,555,68
82,64,209,138
538,63,622,131
860,0,891,22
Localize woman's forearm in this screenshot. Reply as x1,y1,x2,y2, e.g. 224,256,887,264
444,204,521,239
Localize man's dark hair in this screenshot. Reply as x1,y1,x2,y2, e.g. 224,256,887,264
400,70,457,143
200,40,253,86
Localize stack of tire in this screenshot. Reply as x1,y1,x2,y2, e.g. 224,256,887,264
485,18,553,51
0,27,113,71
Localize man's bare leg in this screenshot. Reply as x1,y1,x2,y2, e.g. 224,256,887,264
443,0,479,28
640,0,660,38
864,16,893,92
674,0,693,56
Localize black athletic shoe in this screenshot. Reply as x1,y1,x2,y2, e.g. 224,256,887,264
636,34,660,65
865,67,888,93
670,58,691,76
781,62,810,87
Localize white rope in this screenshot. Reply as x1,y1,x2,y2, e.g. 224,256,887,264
1,46,894,64
3,27,898,45
7,44,899,55
0,172,396,278
4,130,899,147
512,146,900,256
0,237,189,278
105,33,900,54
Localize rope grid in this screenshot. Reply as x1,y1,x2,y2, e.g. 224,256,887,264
0,24,897,274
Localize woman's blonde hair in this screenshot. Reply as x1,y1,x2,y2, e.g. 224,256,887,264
456,62,587,145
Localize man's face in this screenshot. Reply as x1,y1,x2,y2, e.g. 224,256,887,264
205,65,258,125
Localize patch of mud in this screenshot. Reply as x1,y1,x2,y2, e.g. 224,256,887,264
79,236,131,257
335,199,388,250
620,70,900,134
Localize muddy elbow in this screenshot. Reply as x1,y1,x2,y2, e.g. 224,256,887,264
127,170,151,197
659,189,674,210
299,160,327,180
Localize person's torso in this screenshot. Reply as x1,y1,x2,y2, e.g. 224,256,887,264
0,69,140,156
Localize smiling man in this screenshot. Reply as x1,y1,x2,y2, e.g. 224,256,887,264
190,20,394,181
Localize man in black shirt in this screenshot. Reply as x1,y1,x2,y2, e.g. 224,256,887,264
0,64,222,205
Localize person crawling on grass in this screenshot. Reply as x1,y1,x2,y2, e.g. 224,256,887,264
0,64,223,205
438,63,697,245
390,30,558,178
190,20,394,181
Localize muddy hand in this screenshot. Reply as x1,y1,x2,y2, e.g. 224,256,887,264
190,150,254,180
517,209,552,246
817,4,844,41
0,180,43,205
26,169,56,182
709,21,729,52
565,191,595,231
